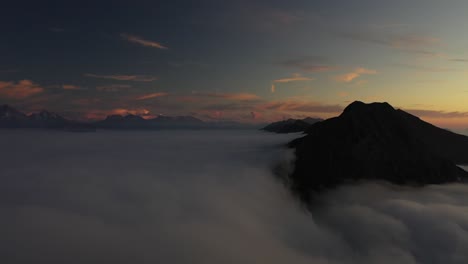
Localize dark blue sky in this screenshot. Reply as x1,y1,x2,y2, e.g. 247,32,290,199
1,0,467,127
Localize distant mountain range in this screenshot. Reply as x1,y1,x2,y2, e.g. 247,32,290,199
261,117,323,133
0,105,75,129
0,104,260,131
287,101,468,202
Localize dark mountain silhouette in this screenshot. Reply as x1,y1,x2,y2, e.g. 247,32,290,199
0,104,265,130
0,105,72,129
28,110,69,128
287,101,468,201
95,114,207,129
0,105,28,127
262,117,323,133
0,105,259,130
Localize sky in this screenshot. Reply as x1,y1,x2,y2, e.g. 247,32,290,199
1,0,468,128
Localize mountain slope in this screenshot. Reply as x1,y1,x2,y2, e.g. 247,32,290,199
95,115,207,129
0,105,71,128
262,117,323,133
288,101,468,200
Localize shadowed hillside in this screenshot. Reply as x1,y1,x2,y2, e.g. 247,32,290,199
288,101,468,201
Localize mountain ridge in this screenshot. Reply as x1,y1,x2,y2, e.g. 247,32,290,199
0,104,261,130
287,101,468,201
262,117,323,133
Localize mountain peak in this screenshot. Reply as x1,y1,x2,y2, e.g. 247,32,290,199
288,101,468,199
105,115,124,121
342,101,395,116
262,117,322,133
124,114,145,120
0,104,27,120
30,110,64,121
1,104,21,113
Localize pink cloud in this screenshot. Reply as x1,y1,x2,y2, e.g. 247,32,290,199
136,92,169,100
335,67,377,83
120,33,168,50
271,73,314,93
62,84,81,90
258,100,342,114
273,73,314,83
84,108,155,121
0,80,44,99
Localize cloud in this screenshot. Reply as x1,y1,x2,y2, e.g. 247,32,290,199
120,33,168,50
0,80,44,99
110,108,151,116
193,92,260,101
136,92,169,100
272,73,314,93
85,73,157,82
404,109,468,119
62,84,81,90
96,84,132,92
259,100,342,114
83,108,153,120
250,111,261,120
278,56,337,73
335,67,377,83
3,132,468,263
273,74,314,84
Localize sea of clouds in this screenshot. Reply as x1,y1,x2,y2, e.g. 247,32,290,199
1,130,468,264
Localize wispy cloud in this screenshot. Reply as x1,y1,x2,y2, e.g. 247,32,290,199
62,84,81,90
335,67,377,83
274,74,314,83
405,109,468,119
120,33,168,50
259,100,342,113
278,56,337,73
96,84,132,92
0,80,44,99
85,73,157,82
271,73,314,93
136,92,169,100
85,108,153,120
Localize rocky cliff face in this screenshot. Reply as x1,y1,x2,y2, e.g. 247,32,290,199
288,101,468,201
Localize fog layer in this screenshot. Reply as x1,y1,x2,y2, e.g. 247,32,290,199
1,130,467,264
